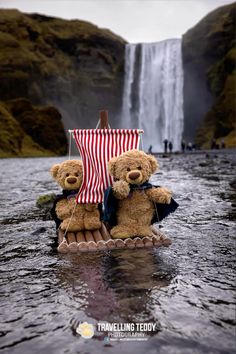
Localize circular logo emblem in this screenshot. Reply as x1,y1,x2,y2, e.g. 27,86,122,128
76,322,94,339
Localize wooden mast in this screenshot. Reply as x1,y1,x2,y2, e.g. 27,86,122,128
99,110,109,129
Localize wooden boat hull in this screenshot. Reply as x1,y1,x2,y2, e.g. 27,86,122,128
57,223,171,253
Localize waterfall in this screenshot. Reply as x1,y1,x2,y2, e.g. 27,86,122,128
122,39,184,152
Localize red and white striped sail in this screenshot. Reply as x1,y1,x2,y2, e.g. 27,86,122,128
73,129,141,203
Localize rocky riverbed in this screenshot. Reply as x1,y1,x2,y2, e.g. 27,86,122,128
0,151,235,354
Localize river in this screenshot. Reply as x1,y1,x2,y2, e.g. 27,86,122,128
0,151,235,354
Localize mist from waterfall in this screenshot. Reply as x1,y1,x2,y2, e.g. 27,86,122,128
122,39,184,152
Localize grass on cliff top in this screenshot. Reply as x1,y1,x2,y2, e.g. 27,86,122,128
0,8,125,81
184,2,235,41
182,2,235,63
0,9,126,44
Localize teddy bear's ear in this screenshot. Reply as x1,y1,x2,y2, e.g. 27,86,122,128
148,155,159,173
50,164,60,178
108,156,118,176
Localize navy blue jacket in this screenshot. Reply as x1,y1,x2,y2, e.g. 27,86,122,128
103,182,179,227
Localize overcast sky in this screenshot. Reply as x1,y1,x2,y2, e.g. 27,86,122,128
0,0,234,42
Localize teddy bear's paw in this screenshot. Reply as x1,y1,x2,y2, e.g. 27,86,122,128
136,226,154,237
147,187,172,204
84,219,102,230
160,196,171,204
110,225,134,239
69,225,84,232
61,219,84,232
60,219,70,231
157,188,172,204
112,181,130,199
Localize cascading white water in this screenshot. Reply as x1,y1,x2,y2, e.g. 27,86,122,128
122,39,184,152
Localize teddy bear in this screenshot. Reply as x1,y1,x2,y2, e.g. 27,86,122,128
50,159,101,232
104,149,178,239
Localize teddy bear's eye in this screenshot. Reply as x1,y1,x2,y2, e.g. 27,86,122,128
127,167,131,172
75,173,79,177
66,173,70,177
137,166,142,170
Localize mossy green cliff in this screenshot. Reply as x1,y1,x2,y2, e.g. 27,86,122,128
0,9,126,156
182,2,236,148
0,98,67,157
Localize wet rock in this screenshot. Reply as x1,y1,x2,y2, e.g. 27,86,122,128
31,227,47,235
229,179,236,189
208,176,220,182
205,153,218,159
199,161,212,167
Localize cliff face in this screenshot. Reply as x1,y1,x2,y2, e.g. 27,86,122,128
0,98,67,157
182,2,236,148
0,9,126,156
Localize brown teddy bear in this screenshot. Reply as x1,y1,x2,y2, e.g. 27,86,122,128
50,159,101,232
104,149,178,239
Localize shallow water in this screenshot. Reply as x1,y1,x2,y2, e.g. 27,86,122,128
0,152,235,354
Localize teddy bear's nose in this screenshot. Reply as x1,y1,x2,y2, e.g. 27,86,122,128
67,177,77,184
128,171,141,180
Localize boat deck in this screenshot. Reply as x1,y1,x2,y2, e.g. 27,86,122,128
57,223,171,253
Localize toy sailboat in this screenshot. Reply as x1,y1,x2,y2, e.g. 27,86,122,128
56,111,172,253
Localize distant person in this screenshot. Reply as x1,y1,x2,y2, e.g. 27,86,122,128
221,140,226,149
168,141,173,153
163,139,168,153
187,142,192,151
148,145,153,154
211,139,217,149
181,139,186,153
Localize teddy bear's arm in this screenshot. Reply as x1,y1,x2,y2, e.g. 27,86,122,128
55,199,74,220
112,180,130,200
145,187,172,204
84,203,98,212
